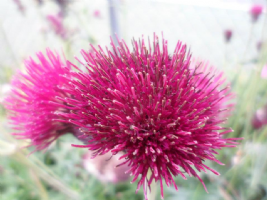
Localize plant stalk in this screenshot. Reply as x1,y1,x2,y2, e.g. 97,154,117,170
145,169,157,200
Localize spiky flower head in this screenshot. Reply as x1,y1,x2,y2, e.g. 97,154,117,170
57,35,239,199
5,50,74,151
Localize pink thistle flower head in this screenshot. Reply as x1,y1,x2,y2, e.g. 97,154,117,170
224,29,233,43
59,34,240,199
4,49,74,152
250,5,263,22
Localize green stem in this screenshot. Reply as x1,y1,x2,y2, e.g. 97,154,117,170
242,23,254,61
259,10,267,62
231,23,255,89
146,169,157,200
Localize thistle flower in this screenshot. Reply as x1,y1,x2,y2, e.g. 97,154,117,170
261,64,267,79
257,41,263,52
83,151,130,183
224,29,232,43
4,50,74,151
252,106,267,129
250,5,263,22
93,10,101,18
46,13,67,39
12,0,25,14
57,35,240,199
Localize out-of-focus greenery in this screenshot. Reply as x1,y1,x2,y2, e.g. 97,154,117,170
0,133,145,200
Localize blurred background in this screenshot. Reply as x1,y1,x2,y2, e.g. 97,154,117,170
1,0,267,199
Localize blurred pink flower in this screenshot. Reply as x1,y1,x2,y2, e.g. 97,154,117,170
83,151,130,183
46,13,67,39
257,41,263,51
250,5,263,22
261,64,267,79
12,0,25,14
252,106,267,129
224,29,233,43
93,10,101,18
